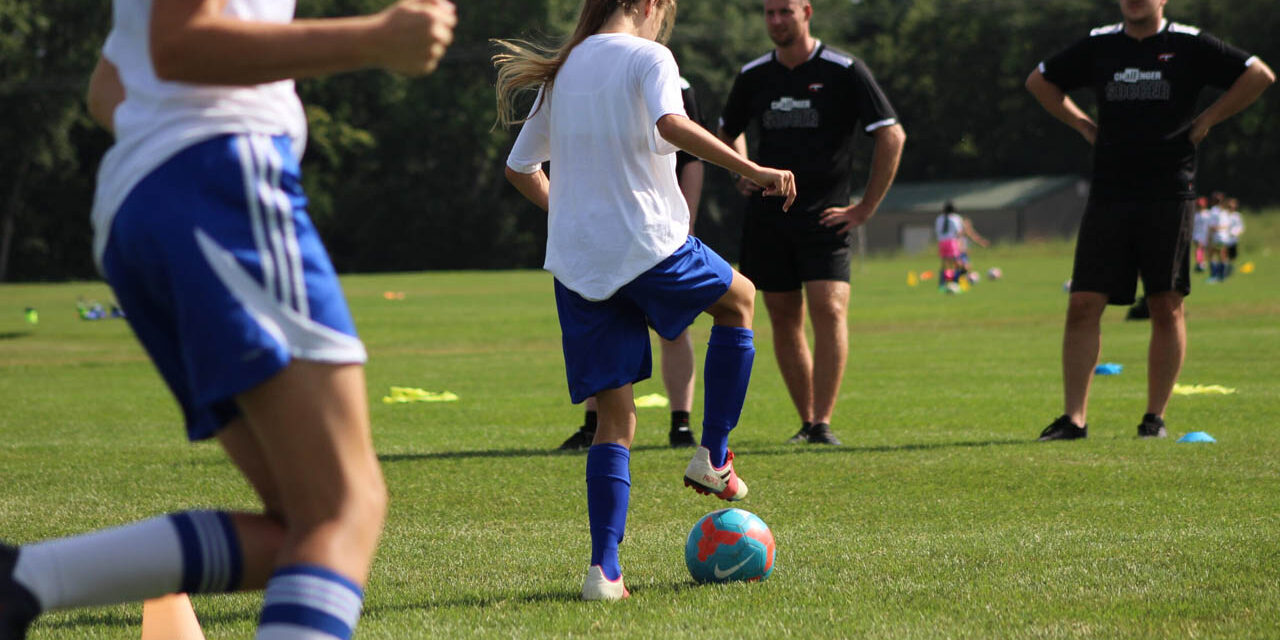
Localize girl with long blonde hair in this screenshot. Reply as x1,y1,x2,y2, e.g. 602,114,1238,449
495,0,796,600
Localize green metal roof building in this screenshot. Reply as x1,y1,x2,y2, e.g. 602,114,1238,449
860,175,1090,254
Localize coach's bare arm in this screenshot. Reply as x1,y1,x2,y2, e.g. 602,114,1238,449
1189,58,1275,144
87,57,124,134
819,122,905,233
1025,68,1098,146
149,0,456,85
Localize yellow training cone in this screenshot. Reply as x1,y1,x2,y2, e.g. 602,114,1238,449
907,271,919,287
141,594,205,640
1240,261,1255,274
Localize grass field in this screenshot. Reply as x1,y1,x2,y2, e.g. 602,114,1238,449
1,215,1278,639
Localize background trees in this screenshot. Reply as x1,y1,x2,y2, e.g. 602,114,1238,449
1,0,1275,280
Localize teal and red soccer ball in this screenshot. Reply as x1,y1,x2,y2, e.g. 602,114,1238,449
684,508,775,583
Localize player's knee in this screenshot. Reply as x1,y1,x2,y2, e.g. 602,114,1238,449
293,473,387,540
1065,295,1105,327
734,281,756,318
1147,296,1184,328
355,472,389,530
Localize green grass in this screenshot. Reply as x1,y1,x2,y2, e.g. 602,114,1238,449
2,217,1279,639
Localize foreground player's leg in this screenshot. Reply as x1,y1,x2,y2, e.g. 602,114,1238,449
582,386,635,601
2,415,286,637
235,361,386,639
684,272,754,501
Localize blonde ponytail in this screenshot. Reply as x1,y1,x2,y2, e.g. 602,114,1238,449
492,0,677,128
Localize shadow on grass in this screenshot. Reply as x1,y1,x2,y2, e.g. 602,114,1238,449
364,578,699,613
378,439,1029,464
378,443,679,464
747,437,1031,456
0,331,31,340
38,609,140,631
38,602,261,632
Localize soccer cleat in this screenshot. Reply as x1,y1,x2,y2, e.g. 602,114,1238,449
557,426,595,451
806,423,842,445
1137,414,1168,439
683,447,748,501
668,425,696,448
1037,415,1087,441
785,423,811,444
581,565,629,601
0,544,39,640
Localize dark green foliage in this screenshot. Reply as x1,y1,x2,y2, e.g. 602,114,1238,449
1,0,1276,280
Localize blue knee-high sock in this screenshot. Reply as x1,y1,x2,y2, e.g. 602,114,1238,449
258,565,364,640
586,443,630,581
701,326,755,468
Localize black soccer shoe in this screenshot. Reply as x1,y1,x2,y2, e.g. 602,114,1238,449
557,426,595,451
806,423,842,445
1037,415,1087,441
1125,296,1151,321
785,422,812,444
0,544,39,640
1137,413,1168,438
668,425,696,448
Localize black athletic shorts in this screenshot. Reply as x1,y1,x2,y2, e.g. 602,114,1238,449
738,196,851,292
1070,198,1194,306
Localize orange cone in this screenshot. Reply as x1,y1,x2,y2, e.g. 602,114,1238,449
141,594,206,640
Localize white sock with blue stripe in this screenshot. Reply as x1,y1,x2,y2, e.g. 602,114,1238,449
11,510,241,611
257,565,364,640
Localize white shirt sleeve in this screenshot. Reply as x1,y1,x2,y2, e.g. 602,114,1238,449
506,88,551,174
639,46,687,156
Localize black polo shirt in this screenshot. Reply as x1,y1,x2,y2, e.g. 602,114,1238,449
720,42,898,212
676,78,702,173
1040,20,1254,201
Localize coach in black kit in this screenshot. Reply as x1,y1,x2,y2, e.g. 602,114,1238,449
719,0,905,446
1027,0,1273,442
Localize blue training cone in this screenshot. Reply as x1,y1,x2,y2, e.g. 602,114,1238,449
1176,431,1216,443
1094,363,1123,375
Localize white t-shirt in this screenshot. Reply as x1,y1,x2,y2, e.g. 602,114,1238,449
1192,208,1213,244
1211,207,1240,246
1225,211,1244,246
935,213,964,242
506,33,689,301
92,0,308,266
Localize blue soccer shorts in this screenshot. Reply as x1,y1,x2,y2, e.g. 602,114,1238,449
554,237,733,404
101,134,366,441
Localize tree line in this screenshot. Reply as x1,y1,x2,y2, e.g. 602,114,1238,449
1,0,1275,281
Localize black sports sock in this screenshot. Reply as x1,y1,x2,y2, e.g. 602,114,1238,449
670,410,691,430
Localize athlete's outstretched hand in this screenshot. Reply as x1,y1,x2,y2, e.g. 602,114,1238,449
746,167,797,212
376,0,456,75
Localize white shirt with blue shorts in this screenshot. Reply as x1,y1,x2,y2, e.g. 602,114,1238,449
506,34,734,403
93,0,366,440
